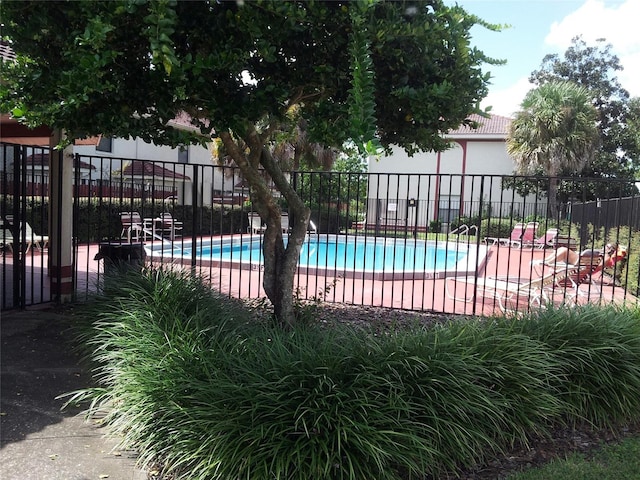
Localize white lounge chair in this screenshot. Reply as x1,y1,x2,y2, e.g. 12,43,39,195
120,212,147,242
248,213,266,234
22,222,49,252
158,212,183,240
1,228,14,253
4,217,48,253
281,213,290,233
446,266,577,313
532,246,627,301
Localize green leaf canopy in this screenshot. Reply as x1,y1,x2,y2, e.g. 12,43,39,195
1,0,496,153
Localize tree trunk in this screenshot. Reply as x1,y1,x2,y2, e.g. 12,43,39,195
220,130,311,327
259,201,310,325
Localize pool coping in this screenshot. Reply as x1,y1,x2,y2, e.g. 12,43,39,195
144,234,490,281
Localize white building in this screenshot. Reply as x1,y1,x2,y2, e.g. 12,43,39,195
367,114,539,231
73,134,238,206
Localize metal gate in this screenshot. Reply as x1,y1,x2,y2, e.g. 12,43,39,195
1,143,53,310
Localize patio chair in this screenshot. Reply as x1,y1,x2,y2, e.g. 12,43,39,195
4,217,49,253
158,212,183,240
550,234,578,250
282,215,317,234
248,212,266,234
280,213,290,233
120,212,148,242
570,251,608,296
533,227,558,249
483,222,525,247
534,246,627,301
446,265,578,313
22,222,49,252
520,222,539,247
0,228,14,253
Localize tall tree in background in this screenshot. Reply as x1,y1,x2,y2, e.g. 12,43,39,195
529,36,639,199
1,0,499,325
507,81,599,217
627,98,640,164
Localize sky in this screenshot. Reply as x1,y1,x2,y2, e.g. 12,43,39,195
446,0,640,118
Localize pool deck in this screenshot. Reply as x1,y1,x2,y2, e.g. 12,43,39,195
4,236,636,316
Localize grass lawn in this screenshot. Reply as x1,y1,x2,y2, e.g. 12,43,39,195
507,436,640,480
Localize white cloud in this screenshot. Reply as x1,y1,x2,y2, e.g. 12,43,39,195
618,50,640,97
482,77,534,118
545,0,640,97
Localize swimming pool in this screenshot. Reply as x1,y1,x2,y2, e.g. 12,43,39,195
145,234,488,280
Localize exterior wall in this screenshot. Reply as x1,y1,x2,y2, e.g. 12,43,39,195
74,137,229,206
73,137,213,165
368,138,544,229
463,140,513,175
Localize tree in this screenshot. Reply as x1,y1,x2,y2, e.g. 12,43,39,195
529,36,639,199
506,81,599,217
0,0,498,326
626,98,640,167
293,150,370,234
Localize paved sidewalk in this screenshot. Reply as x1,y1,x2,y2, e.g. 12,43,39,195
1,307,146,480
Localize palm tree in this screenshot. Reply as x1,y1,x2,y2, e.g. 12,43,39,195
507,81,599,217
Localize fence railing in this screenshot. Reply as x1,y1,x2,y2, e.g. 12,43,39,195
1,145,639,314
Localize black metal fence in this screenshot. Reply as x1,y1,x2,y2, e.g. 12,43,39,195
2,143,639,314
1,144,52,309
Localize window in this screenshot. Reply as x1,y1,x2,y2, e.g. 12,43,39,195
96,136,113,152
438,195,460,223
178,145,189,163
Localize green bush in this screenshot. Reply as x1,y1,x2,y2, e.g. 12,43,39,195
74,199,247,242
512,307,640,427
3,196,249,242
68,271,640,479
429,219,442,233
480,218,520,239
310,205,354,234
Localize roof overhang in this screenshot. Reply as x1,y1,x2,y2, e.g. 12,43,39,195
445,133,506,141
0,114,53,145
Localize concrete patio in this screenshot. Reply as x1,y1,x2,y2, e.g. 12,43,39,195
2,237,635,316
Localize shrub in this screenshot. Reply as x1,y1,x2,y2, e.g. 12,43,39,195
515,306,640,427
71,199,246,242
69,270,640,480
480,217,519,238
429,219,442,233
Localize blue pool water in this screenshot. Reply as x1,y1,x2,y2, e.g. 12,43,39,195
169,236,469,274
299,239,465,272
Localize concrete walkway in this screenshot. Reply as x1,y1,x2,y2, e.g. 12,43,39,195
0,307,146,480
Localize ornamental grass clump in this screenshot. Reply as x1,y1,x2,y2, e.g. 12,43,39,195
70,268,640,480
514,305,640,427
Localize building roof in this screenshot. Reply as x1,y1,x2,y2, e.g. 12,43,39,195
447,113,512,138
25,153,96,170
74,137,100,146
122,160,191,181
